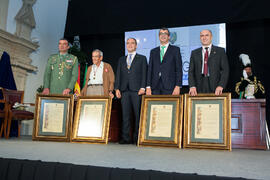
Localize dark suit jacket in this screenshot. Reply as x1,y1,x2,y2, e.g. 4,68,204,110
115,53,147,91
188,45,229,92
147,44,182,90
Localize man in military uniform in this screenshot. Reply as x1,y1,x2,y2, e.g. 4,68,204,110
42,38,78,95
235,54,265,99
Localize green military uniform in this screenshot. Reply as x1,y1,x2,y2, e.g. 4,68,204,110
43,53,78,94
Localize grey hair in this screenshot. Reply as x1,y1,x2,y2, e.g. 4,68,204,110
92,49,103,57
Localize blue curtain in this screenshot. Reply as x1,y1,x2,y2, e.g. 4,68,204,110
0,51,18,137
0,51,17,90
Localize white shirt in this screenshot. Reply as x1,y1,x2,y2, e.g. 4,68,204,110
201,44,212,74
88,61,103,85
160,43,169,57
126,52,136,66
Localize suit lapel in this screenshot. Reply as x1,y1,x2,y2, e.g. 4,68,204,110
162,44,170,63
207,46,217,75
130,54,137,69
198,47,203,70
102,62,106,82
123,55,129,70
208,45,217,63
156,47,161,64
124,54,137,70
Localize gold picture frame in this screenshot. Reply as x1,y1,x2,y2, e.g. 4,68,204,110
183,93,231,150
138,95,183,148
71,96,112,144
32,94,74,142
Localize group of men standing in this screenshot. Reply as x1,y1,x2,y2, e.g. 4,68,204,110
42,28,229,144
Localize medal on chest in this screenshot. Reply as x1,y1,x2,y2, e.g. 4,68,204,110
58,56,65,79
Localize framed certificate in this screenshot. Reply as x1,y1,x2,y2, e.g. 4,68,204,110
71,96,112,144
183,93,231,150
32,94,74,142
138,95,183,148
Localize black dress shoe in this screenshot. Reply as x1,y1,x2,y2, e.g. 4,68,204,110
119,139,132,144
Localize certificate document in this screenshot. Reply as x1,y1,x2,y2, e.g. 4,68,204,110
194,104,220,139
77,104,103,137
149,104,173,137
42,103,64,133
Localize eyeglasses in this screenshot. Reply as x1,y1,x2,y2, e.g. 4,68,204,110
159,32,169,36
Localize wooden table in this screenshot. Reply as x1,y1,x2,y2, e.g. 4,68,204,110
231,99,267,150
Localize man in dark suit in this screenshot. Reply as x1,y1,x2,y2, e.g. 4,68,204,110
188,29,229,96
115,38,147,144
146,28,182,95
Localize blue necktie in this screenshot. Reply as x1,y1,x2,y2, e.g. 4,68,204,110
127,54,132,69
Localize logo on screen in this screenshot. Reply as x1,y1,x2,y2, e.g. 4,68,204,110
169,32,177,44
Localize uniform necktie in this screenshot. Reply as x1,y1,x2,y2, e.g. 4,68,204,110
127,54,132,69
203,47,209,76
160,46,166,62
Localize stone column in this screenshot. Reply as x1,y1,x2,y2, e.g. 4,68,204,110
0,0,9,30
15,0,37,41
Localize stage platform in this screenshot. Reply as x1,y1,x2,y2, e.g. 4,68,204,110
0,136,269,180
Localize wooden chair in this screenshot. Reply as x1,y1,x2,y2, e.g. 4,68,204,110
0,88,9,137
1,88,34,138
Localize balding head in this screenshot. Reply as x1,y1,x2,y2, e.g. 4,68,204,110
200,29,213,46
